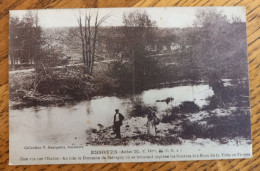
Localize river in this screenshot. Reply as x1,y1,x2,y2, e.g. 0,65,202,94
9,84,213,146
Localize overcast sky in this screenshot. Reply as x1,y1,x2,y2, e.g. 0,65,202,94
10,7,246,28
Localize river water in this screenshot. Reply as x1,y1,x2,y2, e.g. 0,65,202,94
9,84,213,145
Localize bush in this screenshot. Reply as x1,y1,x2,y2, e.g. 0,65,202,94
130,99,157,117
109,61,133,93
9,72,35,100
91,62,119,96
179,101,200,113
36,66,94,99
92,72,117,96
161,101,200,123
37,77,93,99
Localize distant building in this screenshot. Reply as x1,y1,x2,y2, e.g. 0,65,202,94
170,42,181,51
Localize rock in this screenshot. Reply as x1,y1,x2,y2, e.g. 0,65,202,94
97,124,104,128
133,130,141,134
16,90,26,98
91,129,98,133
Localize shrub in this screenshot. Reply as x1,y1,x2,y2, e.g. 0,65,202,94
36,66,94,99
9,72,35,100
161,101,200,123
179,101,200,113
92,62,119,96
130,100,157,117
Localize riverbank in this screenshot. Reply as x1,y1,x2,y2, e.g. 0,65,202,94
87,106,251,146
86,116,181,146
9,66,90,109
9,64,206,109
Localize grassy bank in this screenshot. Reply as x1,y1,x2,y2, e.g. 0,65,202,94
9,65,94,108
9,61,205,107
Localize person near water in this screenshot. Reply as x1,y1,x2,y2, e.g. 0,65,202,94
147,112,159,136
113,109,125,139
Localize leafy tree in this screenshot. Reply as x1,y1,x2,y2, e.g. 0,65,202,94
10,11,45,90
111,10,162,93
9,16,21,70
10,12,69,89
192,9,248,79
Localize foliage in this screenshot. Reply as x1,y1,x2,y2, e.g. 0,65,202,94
9,9,250,107
130,104,157,117
9,12,44,70
161,101,200,123
9,66,94,100
202,79,250,110
130,98,157,117
109,61,133,93
9,12,69,71
191,9,248,80
180,108,251,141
109,10,164,93
9,72,35,100
36,66,94,99
91,62,118,96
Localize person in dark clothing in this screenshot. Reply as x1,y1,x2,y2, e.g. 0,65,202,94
113,109,125,139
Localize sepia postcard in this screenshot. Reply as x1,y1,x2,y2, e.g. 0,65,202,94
9,7,252,165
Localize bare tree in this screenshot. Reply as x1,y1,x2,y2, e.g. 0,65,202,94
74,10,110,75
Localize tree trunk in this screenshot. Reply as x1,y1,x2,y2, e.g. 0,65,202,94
76,11,110,75
84,16,88,71
87,16,91,73
89,14,99,75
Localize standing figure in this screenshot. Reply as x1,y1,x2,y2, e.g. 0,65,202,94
147,112,159,136
113,109,125,139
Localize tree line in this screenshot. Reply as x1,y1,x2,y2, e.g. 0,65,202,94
10,12,70,71
9,9,248,99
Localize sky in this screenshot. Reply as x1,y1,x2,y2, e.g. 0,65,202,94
10,7,246,28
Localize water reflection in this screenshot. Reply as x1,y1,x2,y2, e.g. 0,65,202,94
9,84,213,145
